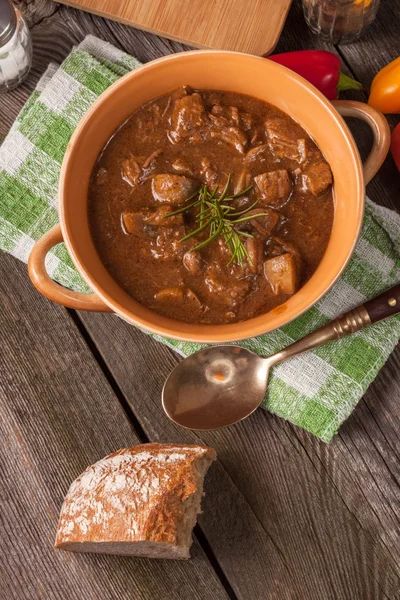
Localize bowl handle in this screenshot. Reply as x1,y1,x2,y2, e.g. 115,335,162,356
332,100,391,184
28,224,112,312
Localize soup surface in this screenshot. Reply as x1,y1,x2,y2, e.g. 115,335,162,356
88,87,334,324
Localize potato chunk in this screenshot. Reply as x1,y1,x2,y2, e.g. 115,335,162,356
264,253,300,295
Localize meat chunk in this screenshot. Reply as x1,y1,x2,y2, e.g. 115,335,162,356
121,211,143,234
296,152,333,196
240,112,253,131
264,253,300,295
150,226,187,261
121,151,163,189
208,112,230,129
142,149,162,170
204,263,251,307
142,205,172,226
209,126,247,154
210,105,240,127
171,158,194,176
244,144,270,166
208,105,247,153
200,158,229,193
215,237,233,261
154,287,203,314
155,287,184,302
170,85,192,101
250,127,265,146
183,251,203,275
152,174,198,205
255,170,293,207
223,311,237,322
144,206,183,226
228,106,240,126
243,208,280,237
122,206,183,234
169,93,208,144
265,116,307,163
245,237,264,274
121,156,141,188
233,168,252,195
185,288,203,313
200,158,217,188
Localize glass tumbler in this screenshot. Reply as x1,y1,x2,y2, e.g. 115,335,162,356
302,0,381,44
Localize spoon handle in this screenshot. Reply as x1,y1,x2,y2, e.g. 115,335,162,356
268,284,400,367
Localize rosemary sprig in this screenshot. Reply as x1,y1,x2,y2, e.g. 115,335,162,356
162,174,268,266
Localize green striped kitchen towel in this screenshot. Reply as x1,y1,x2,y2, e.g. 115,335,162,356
1,35,399,442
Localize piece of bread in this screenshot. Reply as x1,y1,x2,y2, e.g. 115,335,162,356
55,443,216,559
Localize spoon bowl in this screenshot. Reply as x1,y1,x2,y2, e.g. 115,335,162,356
162,346,270,430
162,285,400,430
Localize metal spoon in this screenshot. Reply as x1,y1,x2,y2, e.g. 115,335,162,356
162,284,400,430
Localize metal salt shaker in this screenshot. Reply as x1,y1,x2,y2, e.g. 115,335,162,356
0,0,32,91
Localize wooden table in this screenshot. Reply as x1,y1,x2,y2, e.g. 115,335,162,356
1,2,399,598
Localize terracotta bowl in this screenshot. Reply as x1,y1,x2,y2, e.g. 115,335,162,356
28,51,390,343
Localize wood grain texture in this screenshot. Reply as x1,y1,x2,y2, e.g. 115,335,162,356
55,0,291,55
78,309,400,600
0,254,230,600
1,1,400,598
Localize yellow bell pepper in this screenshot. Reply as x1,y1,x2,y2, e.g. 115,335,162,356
368,57,400,114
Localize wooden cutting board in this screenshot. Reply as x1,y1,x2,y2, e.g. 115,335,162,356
56,0,292,56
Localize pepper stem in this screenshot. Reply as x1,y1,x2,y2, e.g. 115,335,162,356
337,71,363,93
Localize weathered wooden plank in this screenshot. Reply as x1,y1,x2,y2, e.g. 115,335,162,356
0,254,230,600
16,0,60,27
78,308,400,600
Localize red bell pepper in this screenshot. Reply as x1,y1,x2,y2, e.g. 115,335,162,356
391,123,400,171
268,50,362,101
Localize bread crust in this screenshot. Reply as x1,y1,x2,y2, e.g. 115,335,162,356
55,443,216,556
